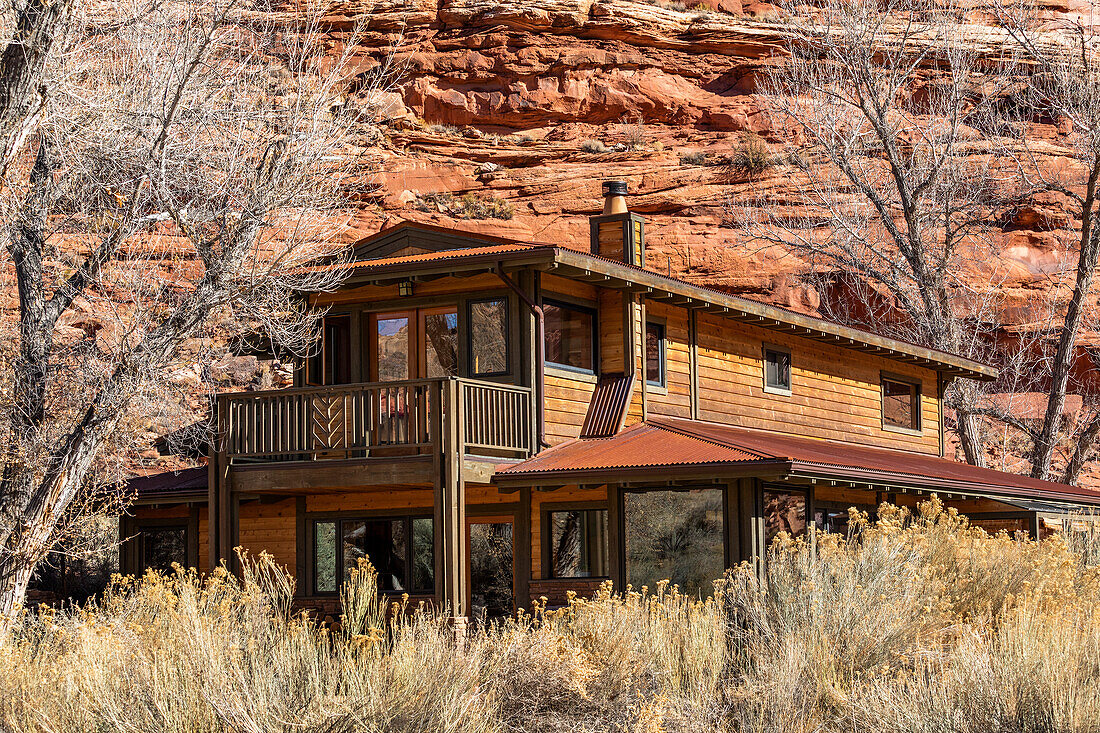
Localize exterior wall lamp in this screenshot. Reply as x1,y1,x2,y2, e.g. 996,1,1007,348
398,280,414,297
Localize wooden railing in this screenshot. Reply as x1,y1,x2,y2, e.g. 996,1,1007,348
220,377,533,464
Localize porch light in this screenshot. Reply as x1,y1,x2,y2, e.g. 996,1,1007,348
398,280,414,297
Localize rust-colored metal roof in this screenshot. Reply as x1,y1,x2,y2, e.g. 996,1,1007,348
496,416,1100,506
500,422,765,472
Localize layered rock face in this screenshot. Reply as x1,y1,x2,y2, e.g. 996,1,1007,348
337,0,1080,319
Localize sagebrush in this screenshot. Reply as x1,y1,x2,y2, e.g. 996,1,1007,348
3,499,1100,732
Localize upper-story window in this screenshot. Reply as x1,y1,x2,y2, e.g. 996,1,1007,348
882,375,921,431
544,299,596,372
308,315,351,385
469,298,509,376
763,345,791,395
646,321,665,386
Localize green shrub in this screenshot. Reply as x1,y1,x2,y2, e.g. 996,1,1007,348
730,132,774,174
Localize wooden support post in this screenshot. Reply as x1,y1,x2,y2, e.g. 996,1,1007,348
435,379,467,618
515,487,532,610
607,483,624,592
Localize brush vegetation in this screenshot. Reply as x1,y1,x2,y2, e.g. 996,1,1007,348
2,500,1100,732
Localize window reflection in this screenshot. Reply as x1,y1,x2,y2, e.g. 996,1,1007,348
624,489,724,596
763,489,807,548
423,309,458,378
544,300,595,371
470,299,508,375
550,509,608,578
377,316,410,382
140,526,187,571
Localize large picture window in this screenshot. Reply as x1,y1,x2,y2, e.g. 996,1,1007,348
544,299,596,372
469,298,509,376
312,515,433,595
547,507,609,578
623,488,725,597
882,375,921,431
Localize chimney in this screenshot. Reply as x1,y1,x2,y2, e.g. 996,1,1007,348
590,180,645,267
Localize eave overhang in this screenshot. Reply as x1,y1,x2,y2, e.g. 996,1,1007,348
341,241,997,382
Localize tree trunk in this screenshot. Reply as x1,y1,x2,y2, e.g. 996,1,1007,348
0,556,36,631
1031,207,1100,480
956,409,988,469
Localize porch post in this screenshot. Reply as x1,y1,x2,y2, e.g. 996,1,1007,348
434,378,467,619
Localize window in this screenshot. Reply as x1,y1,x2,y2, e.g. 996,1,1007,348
312,515,433,595
544,299,596,372
548,508,609,578
882,376,921,431
645,322,665,386
623,488,725,596
763,489,807,548
139,525,187,572
469,298,509,376
308,315,351,385
763,346,791,394
376,314,411,382
422,308,458,378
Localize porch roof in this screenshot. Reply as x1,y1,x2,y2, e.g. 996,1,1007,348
493,417,1100,507
127,466,207,504
337,221,997,382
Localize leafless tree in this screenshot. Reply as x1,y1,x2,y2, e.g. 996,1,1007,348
730,0,1024,467
0,0,399,622
994,2,1100,482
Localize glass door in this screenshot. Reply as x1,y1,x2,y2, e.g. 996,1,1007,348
467,518,514,623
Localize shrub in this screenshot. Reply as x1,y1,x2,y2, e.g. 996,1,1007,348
730,132,774,175
415,192,514,220
679,150,709,166
4,500,1100,732
580,138,609,154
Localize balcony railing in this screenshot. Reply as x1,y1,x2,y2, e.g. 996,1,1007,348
219,378,534,464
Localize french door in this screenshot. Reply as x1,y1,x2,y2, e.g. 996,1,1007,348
370,307,459,381
467,517,515,622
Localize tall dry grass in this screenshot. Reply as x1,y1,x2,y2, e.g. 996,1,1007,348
2,498,1100,732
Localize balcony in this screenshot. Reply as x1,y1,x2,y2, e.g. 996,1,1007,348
218,378,534,465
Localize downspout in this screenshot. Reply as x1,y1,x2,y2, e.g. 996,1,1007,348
496,265,549,450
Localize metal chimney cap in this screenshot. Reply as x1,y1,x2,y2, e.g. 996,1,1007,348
602,180,628,197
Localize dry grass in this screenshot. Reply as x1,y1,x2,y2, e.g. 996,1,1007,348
3,499,1100,732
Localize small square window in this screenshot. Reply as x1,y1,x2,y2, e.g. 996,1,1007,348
882,377,921,431
645,322,665,386
763,347,791,394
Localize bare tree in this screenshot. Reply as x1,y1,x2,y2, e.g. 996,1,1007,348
0,0,399,622
730,0,1023,467
994,3,1100,481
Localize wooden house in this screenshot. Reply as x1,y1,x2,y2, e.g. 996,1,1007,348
124,182,1100,620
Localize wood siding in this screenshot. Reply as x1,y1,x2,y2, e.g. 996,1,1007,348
690,310,942,454
644,301,692,418
237,499,297,577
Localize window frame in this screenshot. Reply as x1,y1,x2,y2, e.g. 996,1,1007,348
762,343,792,396
540,500,611,580
467,297,511,377
124,513,199,575
542,296,599,374
880,371,922,434
307,511,434,597
645,320,666,388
